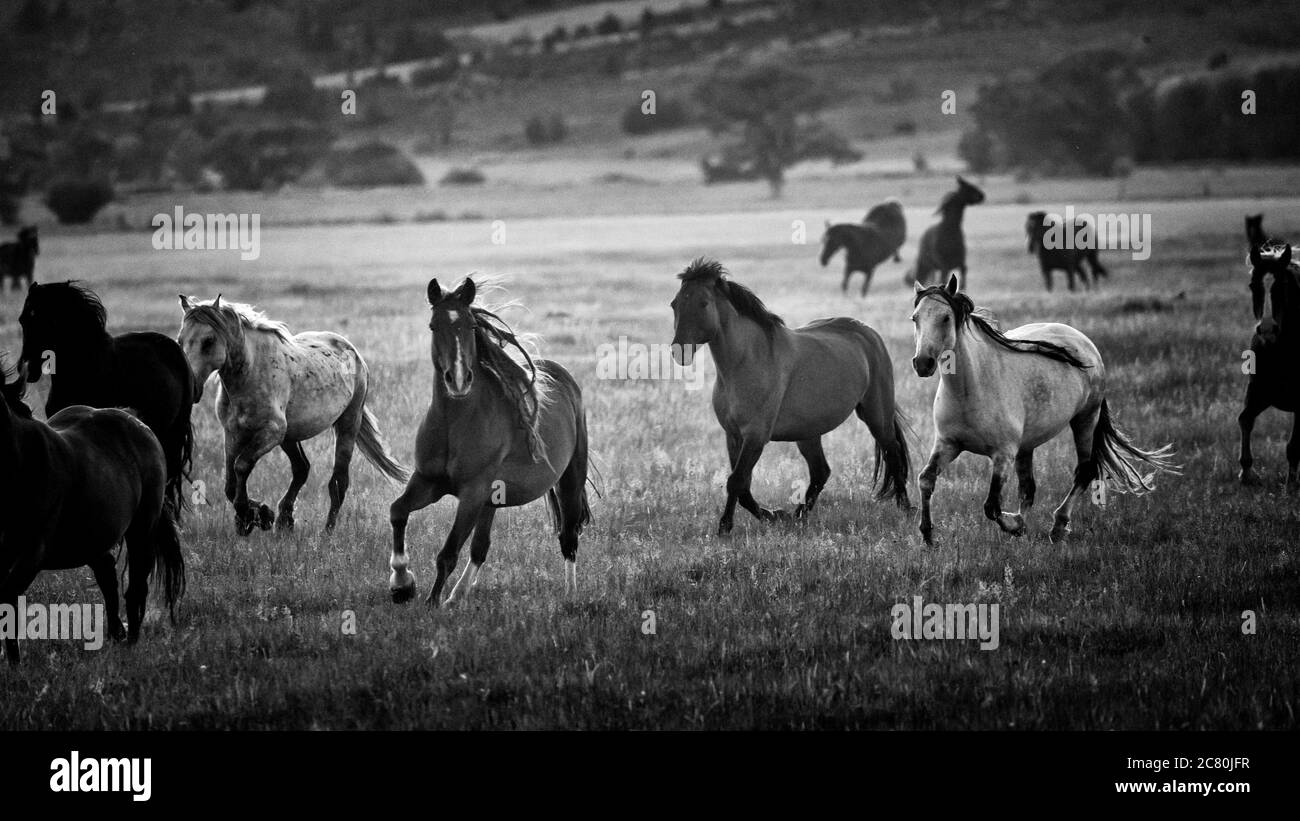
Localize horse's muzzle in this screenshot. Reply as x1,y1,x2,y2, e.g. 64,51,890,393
672,343,697,367
912,355,937,377
442,370,473,398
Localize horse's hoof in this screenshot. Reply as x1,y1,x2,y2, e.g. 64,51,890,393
920,528,934,546
1240,469,1261,487
794,503,810,520
235,517,255,537
389,570,416,604
256,504,275,530
767,509,792,522
1049,524,1070,544
276,515,295,532
717,519,733,537
109,624,128,643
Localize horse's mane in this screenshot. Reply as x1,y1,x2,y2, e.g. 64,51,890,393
29,281,108,337
446,285,552,462
184,298,295,345
678,257,785,335
914,286,1091,370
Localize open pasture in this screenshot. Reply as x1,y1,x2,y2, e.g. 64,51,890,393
1,193,1297,729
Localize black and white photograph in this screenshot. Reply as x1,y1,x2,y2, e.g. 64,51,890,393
0,0,1295,802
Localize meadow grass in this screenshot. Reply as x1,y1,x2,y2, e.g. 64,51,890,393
0,194,1297,729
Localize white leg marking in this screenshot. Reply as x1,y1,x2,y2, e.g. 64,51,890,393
564,559,577,595
447,561,480,604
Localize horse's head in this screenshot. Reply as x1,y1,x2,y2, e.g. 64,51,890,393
910,273,965,377
670,258,731,366
957,176,985,205
177,294,239,401
18,225,38,255
1025,211,1048,253
1248,243,1296,343
819,221,839,266
427,277,479,399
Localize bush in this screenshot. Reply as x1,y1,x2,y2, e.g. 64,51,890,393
440,167,485,186
261,70,330,119
45,179,114,224
620,98,692,135
524,113,567,145
204,123,334,191
410,59,459,87
319,141,425,188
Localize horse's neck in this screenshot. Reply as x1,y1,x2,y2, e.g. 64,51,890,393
710,303,780,383
47,333,113,400
940,325,996,399
217,329,263,389
939,204,966,228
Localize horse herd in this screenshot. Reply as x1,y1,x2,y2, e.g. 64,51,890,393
0,195,1294,663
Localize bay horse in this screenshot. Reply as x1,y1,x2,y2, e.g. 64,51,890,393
910,274,1178,545
1025,211,1109,292
670,258,911,536
18,282,193,516
0,353,185,664
907,176,984,290
0,226,38,291
177,295,409,535
819,199,907,297
1239,243,1300,489
387,277,592,607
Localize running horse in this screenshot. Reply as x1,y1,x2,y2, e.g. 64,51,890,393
908,176,984,290
177,295,409,534
1239,243,1300,490
0,352,185,664
670,258,911,535
910,274,1178,544
387,277,592,607
18,282,194,517
818,199,907,297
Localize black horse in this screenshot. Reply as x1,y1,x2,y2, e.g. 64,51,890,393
0,357,185,663
0,226,38,291
1246,214,1268,251
819,200,907,297
907,176,984,290
1239,243,1300,490
1025,211,1109,291
17,282,194,515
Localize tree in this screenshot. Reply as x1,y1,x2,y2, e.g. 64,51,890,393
695,62,829,197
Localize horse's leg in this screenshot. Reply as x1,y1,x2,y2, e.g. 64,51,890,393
0,548,44,664
794,438,831,519
1015,448,1037,512
918,439,961,546
841,265,851,294
89,551,127,643
428,490,488,608
325,401,364,531
227,427,283,535
276,441,310,532
1041,261,1053,292
860,267,874,298
1286,411,1300,493
1238,383,1267,486
984,447,1027,536
719,432,780,535
388,473,445,603
446,506,496,608
122,517,156,644
1051,407,1101,543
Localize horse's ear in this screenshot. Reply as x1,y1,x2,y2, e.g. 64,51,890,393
1283,245,1293,267
179,294,194,312
945,272,960,294
213,294,223,311
914,281,925,295
455,278,476,305
427,278,442,305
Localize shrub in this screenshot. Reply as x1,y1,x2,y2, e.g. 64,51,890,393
45,179,114,224
524,113,567,145
204,123,334,191
620,98,692,135
440,167,485,186
319,141,425,188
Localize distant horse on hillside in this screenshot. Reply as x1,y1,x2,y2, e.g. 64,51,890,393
671,258,911,536
0,226,38,292
910,274,1178,545
907,176,984,290
387,277,592,607
177,295,408,535
18,282,193,517
1025,211,1109,291
1239,243,1300,490
819,199,907,297
1245,214,1268,251
0,352,185,664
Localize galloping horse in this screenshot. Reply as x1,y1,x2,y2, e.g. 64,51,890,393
387,277,592,607
0,353,185,663
908,176,984,290
910,275,1177,544
819,200,907,297
671,258,911,535
18,282,193,516
177,295,408,535
1239,243,1300,489
1025,211,1109,292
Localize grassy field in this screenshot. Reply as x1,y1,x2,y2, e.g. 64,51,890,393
1,189,1298,730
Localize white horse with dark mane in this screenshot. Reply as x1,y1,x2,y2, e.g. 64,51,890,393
177,295,408,535
909,275,1178,544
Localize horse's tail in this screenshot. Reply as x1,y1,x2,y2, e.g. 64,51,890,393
1090,399,1180,494
873,408,913,504
357,406,411,483
164,400,195,518
152,502,187,622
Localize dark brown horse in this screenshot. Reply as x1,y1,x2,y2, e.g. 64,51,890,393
0,354,184,663
388,278,592,607
671,258,911,535
819,200,907,297
1239,243,1300,490
0,226,37,291
1026,211,1108,292
908,176,984,290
